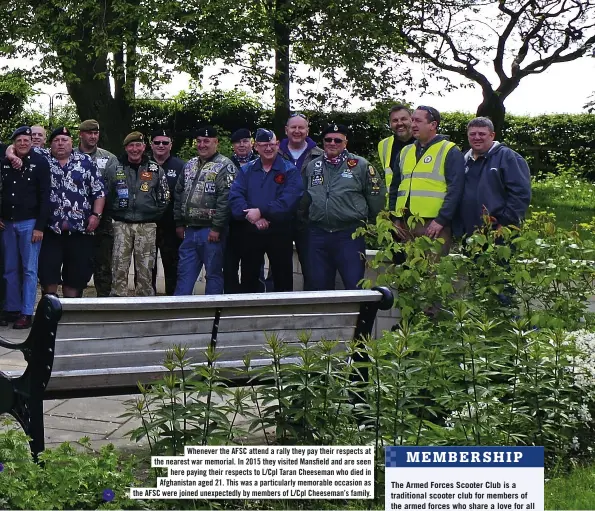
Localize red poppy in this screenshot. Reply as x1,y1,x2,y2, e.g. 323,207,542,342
274,173,286,184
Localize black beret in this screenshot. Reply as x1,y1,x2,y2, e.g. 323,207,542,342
321,123,349,136
230,128,251,143
11,126,32,140
151,128,172,139
254,128,275,142
196,125,218,138
49,126,72,143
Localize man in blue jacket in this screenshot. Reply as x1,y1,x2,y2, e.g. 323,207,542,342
455,117,531,236
228,128,303,293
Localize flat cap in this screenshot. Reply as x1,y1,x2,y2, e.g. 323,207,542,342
151,128,172,139
230,128,251,143
79,119,100,132
11,126,32,140
123,131,144,146
49,126,72,143
321,123,349,136
254,128,275,142
196,125,218,138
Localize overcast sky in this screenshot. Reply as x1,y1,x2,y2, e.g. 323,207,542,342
19,54,595,117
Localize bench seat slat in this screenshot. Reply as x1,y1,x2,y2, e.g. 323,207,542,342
51,327,355,372
58,290,382,311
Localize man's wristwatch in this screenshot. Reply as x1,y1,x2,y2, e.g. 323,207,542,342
90,212,102,220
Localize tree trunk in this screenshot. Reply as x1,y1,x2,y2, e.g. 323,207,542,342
273,0,291,138
476,90,506,137
66,79,132,156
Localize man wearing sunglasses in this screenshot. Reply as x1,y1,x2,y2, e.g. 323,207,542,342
388,106,464,255
303,124,385,290
77,119,119,297
150,129,186,295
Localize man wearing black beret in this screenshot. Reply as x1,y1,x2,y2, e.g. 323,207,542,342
303,123,385,290
173,125,235,295
224,128,258,294
0,127,50,328
149,128,186,295
6,125,106,299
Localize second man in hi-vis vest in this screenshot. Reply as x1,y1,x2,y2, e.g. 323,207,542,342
388,106,464,255
377,104,415,190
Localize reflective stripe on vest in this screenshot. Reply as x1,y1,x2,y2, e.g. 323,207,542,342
395,140,455,218
378,136,394,187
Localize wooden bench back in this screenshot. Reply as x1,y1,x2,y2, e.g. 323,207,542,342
46,290,388,395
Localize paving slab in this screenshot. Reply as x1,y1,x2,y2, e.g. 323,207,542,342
48,396,133,423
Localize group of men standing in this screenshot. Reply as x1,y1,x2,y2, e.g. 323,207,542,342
0,104,531,328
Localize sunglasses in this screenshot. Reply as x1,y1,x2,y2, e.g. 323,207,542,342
416,105,438,123
290,113,308,120
152,140,170,146
323,137,346,144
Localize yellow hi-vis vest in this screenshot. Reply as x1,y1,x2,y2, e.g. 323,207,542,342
395,140,455,218
377,136,394,188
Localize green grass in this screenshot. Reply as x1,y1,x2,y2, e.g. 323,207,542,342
546,465,595,510
531,172,595,231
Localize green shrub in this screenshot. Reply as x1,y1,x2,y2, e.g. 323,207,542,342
0,424,141,510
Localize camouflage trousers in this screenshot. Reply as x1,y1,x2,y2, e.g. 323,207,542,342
111,221,157,297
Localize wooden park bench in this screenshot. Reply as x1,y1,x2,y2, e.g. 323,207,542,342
0,288,393,458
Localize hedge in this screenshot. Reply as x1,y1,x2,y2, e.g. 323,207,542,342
3,90,595,176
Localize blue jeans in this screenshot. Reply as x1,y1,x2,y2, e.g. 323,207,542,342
174,227,225,295
3,219,41,315
308,226,366,290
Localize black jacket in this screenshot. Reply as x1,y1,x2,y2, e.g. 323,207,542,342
0,151,51,231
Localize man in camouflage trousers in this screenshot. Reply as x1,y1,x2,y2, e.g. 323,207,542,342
77,119,119,297
104,132,169,296
174,125,235,295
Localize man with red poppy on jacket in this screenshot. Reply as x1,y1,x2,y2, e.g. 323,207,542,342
228,128,303,293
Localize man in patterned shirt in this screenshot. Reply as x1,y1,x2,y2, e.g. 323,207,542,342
38,127,106,297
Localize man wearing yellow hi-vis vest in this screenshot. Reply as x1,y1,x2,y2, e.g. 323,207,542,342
377,104,415,189
388,106,464,255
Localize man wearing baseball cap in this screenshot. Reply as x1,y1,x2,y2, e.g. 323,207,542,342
77,119,119,297
228,128,303,293
303,123,385,290
0,127,50,328
104,131,170,296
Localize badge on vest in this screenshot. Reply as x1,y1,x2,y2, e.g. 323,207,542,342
140,171,152,181
117,188,128,198
368,165,376,176
140,182,150,192
97,158,108,169
167,169,177,178
311,174,323,186
204,182,216,194
314,161,322,168
149,163,158,172
347,159,358,168
341,168,354,179
118,198,129,208
423,156,433,163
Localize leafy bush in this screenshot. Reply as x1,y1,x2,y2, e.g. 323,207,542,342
0,423,141,510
